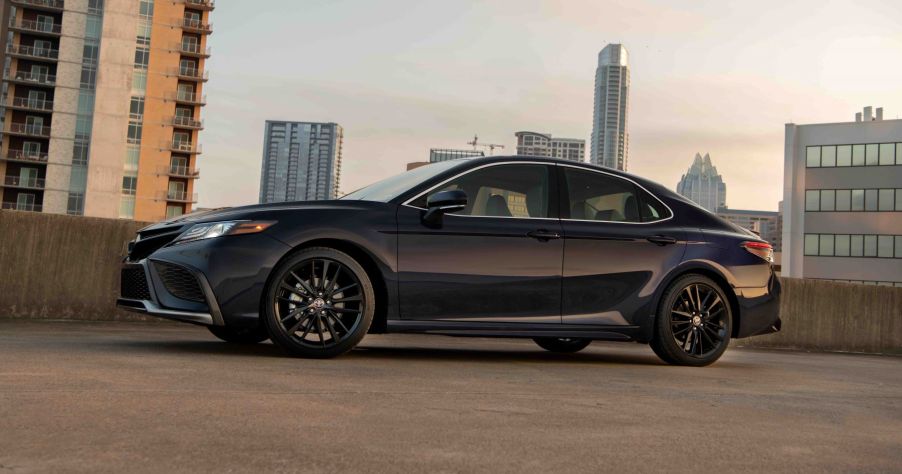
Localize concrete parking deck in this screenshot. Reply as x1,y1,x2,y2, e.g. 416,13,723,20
1,320,900,473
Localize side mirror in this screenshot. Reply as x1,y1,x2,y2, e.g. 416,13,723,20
422,189,467,224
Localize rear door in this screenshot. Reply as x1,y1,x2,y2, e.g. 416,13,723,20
559,166,686,326
396,162,563,323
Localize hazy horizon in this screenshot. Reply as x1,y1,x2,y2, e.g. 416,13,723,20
196,0,902,212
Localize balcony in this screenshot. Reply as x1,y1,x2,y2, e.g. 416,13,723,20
6,122,51,138
3,175,46,190
6,43,59,61
162,165,200,179
8,96,54,112
3,70,56,87
171,91,206,106
167,141,202,154
173,66,209,82
171,116,204,130
184,0,214,10
3,149,49,164
1,201,43,212
182,18,212,34
177,42,211,58
9,18,62,36
163,190,198,203
10,0,64,12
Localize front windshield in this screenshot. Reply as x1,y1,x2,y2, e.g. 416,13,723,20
340,160,464,202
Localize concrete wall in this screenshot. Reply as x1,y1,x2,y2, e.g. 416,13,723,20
1,211,901,352
0,209,157,321
738,278,902,354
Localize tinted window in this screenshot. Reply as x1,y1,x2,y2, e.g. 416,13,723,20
341,160,462,202
411,164,550,218
564,168,641,222
638,188,671,221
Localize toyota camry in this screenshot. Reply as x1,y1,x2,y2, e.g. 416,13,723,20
118,156,781,366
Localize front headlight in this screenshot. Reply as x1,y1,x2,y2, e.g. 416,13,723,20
172,220,276,245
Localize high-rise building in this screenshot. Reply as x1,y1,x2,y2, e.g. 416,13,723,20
782,106,902,287
590,43,630,170
676,153,727,213
259,121,343,203
716,208,781,250
429,148,483,163
0,0,214,221
514,131,585,162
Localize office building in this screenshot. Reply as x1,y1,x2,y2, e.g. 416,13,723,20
0,0,214,221
716,208,781,250
514,131,585,162
590,43,630,170
676,153,727,213
259,121,343,203
783,106,902,287
428,148,483,163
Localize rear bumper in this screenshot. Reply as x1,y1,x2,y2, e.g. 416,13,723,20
734,273,782,338
117,259,223,326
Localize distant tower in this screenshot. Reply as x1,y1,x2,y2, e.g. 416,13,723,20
259,121,343,203
676,153,727,213
590,44,630,170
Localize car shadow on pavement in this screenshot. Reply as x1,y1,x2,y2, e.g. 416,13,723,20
349,345,666,366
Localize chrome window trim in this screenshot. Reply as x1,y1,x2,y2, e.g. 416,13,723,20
401,161,675,224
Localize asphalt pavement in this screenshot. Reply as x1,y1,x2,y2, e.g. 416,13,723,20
1,320,900,473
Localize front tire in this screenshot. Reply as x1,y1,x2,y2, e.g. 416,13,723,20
263,247,375,358
651,274,732,366
207,325,269,344
533,337,592,353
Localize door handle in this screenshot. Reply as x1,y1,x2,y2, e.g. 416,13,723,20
527,229,561,241
646,235,678,246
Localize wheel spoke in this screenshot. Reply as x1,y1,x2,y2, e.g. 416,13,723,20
320,260,331,292
280,306,305,324
286,313,313,335
324,314,341,343
316,314,327,347
289,271,316,296
672,310,693,318
332,295,361,304
329,312,351,333
682,287,696,312
330,282,358,297
329,306,360,314
279,283,307,297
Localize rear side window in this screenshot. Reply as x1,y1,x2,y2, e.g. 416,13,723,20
563,168,640,222
637,188,671,222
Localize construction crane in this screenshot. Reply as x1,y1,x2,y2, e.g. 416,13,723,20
467,134,505,156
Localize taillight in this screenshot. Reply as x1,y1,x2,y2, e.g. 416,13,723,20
741,241,774,263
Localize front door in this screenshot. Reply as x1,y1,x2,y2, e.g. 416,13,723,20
397,162,563,322
559,166,687,326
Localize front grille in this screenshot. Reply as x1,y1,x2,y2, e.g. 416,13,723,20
154,261,205,302
121,267,151,300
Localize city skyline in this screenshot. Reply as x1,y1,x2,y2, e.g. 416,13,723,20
195,0,902,212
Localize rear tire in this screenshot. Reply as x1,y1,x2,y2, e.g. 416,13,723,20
651,274,732,367
533,337,592,353
263,247,375,359
207,325,269,344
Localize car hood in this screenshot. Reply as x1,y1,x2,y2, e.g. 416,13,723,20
139,200,382,232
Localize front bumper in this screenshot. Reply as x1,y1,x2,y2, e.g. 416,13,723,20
117,259,224,326
734,273,782,338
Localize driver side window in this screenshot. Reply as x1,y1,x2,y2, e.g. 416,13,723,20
411,164,551,218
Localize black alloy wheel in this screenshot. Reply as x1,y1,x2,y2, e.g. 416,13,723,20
264,247,374,358
651,274,732,366
533,337,592,353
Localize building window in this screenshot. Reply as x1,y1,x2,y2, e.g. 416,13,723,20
127,122,142,144
129,97,145,120
132,70,147,94
122,176,137,195
119,196,135,219
805,188,901,212
807,143,902,168
879,143,895,166
804,234,902,258
821,145,836,167
134,47,150,69
67,192,84,215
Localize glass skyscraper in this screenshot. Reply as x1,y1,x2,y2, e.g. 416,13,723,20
259,121,343,203
590,44,630,171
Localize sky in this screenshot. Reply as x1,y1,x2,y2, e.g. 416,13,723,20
196,0,902,212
